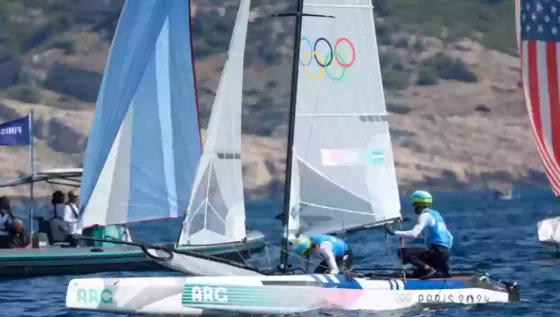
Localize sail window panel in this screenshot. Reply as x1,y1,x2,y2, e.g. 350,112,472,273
296,157,376,234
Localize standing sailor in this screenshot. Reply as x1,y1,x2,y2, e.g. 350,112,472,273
292,234,353,274
64,190,80,234
385,190,453,279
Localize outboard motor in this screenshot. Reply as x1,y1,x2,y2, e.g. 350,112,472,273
507,282,521,302
32,232,49,248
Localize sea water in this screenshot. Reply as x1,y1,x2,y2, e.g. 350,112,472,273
0,189,559,316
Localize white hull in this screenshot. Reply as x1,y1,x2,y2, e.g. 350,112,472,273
148,248,264,277
66,273,517,316
537,216,560,247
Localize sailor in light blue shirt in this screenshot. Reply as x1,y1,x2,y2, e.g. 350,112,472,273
386,190,453,279
292,234,353,275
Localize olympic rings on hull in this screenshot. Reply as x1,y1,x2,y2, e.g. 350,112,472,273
299,36,356,81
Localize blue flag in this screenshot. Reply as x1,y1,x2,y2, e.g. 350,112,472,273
0,115,31,146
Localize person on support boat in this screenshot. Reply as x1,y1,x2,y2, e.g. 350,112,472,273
9,218,31,248
63,190,80,234
385,190,453,280
292,234,353,275
0,196,14,248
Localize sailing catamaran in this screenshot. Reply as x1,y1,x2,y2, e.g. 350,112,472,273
65,0,519,315
515,0,560,251
0,0,264,279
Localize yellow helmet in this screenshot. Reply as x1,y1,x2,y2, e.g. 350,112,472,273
292,235,311,255
411,190,432,207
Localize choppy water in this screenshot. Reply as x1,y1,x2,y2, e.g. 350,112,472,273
1,189,559,316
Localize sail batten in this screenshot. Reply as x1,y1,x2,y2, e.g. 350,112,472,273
287,0,401,238
79,0,201,229
178,0,251,246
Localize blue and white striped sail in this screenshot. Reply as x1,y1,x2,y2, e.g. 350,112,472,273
288,0,402,237
79,0,201,229
177,0,250,246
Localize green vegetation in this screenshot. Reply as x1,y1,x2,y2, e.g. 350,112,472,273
380,53,410,90
420,53,479,83
191,9,234,58
416,68,439,86
0,0,515,109
0,0,519,62
412,40,426,53
0,0,77,56
386,103,411,114
373,0,517,54
48,95,86,110
47,35,76,53
6,85,41,104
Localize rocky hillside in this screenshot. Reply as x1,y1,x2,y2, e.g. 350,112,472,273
0,0,549,204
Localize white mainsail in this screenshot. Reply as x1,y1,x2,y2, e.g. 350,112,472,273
177,0,250,246
288,0,402,237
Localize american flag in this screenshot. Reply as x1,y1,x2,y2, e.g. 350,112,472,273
519,0,560,194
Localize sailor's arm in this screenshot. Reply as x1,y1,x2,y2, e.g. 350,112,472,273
319,242,339,274
394,213,431,239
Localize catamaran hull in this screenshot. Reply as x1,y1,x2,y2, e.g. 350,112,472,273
0,231,265,279
66,273,518,315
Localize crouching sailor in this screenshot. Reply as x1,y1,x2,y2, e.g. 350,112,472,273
292,234,353,274
385,190,453,280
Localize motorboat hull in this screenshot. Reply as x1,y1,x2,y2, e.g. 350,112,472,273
0,230,265,279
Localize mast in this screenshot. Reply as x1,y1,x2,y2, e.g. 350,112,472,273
280,0,305,271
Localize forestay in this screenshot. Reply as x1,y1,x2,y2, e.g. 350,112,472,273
79,0,201,229
177,0,250,246
288,0,401,237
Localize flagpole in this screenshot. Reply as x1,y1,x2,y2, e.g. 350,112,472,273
29,111,34,233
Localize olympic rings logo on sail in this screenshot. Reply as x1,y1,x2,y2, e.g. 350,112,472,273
299,36,356,81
